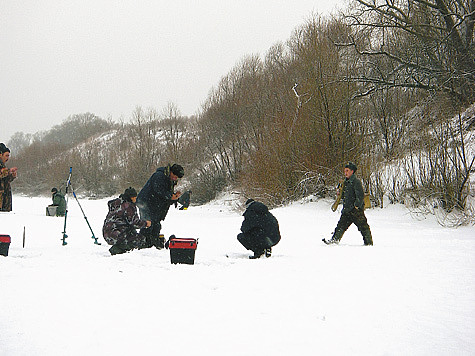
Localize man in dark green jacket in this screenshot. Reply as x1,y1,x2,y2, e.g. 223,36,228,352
323,162,373,246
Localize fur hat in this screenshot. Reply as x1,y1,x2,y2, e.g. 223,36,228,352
345,162,357,172
121,187,137,202
170,164,184,178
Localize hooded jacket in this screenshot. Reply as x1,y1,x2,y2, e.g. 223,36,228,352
102,197,148,244
240,201,281,246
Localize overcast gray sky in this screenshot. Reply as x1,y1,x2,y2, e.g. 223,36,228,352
1,1,344,142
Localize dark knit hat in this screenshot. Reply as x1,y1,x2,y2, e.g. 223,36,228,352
170,164,184,178
51,187,58,193
345,162,357,172
0,143,9,154
121,187,137,202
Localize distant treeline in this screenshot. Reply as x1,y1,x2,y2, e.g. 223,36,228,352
8,2,475,225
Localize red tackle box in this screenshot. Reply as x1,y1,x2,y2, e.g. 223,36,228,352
0,234,11,256
169,237,198,265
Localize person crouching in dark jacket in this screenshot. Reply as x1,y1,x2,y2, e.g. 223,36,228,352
237,199,281,259
103,187,151,255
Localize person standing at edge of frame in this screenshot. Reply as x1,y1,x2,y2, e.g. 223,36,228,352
0,143,18,212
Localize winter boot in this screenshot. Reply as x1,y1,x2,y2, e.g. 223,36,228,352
362,229,373,246
156,234,165,249
139,228,154,249
109,244,127,255
150,234,165,250
322,237,339,245
137,238,152,250
323,228,344,245
265,247,272,257
249,250,264,259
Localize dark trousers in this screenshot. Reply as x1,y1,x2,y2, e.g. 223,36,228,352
140,221,161,238
105,228,148,251
333,208,373,245
237,230,275,253
0,191,12,211
137,202,163,244
140,221,162,247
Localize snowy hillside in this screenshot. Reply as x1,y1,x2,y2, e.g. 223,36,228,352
1,195,474,355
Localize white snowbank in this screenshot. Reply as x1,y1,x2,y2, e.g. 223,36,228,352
0,195,474,355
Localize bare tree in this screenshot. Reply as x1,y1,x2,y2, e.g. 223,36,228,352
160,102,189,163
124,106,162,185
7,132,32,155
345,0,475,103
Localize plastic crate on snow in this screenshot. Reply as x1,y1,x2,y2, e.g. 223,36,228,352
168,237,198,265
0,234,11,256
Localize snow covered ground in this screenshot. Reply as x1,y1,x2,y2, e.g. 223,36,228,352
1,195,474,355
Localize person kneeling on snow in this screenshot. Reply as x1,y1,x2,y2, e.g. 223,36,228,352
237,199,281,259
103,187,151,255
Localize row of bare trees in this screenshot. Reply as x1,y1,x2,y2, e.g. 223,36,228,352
348,0,475,221
7,1,474,224
8,105,199,198
192,1,474,222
